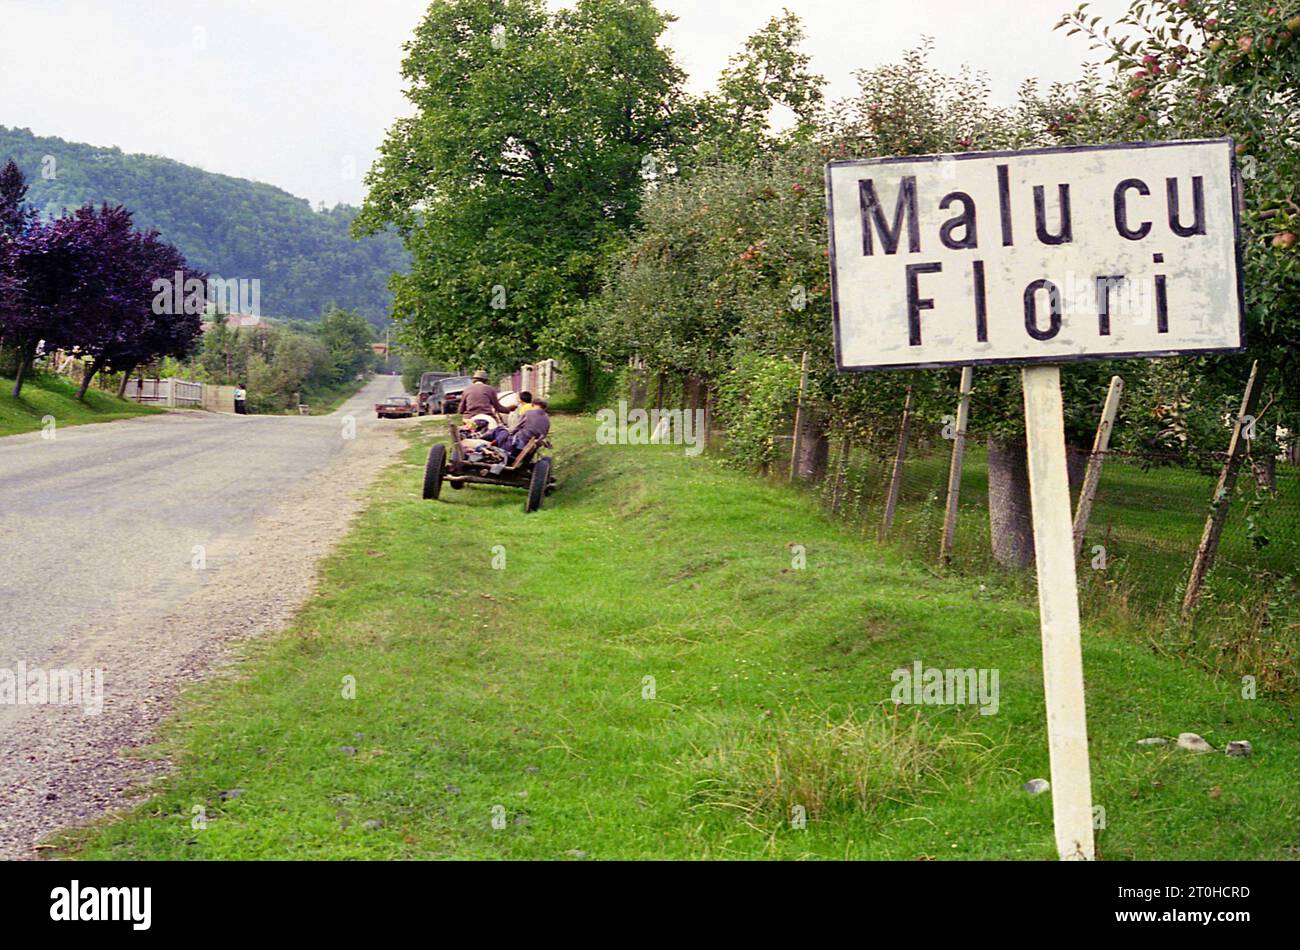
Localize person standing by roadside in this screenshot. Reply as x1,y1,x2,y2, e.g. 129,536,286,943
234,382,248,415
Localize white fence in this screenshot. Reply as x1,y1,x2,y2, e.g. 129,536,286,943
517,359,558,399
123,378,204,408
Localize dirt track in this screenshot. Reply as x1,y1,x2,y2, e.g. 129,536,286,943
0,375,416,858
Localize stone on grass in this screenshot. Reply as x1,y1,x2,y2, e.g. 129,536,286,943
1022,779,1050,795
363,819,384,831
1225,740,1252,758
1176,733,1213,753
1136,737,1168,747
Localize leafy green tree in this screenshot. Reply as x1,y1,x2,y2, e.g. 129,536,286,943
318,307,376,383
0,159,36,236
691,10,826,166
1058,0,1300,452
192,315,250,384
245,330,333,411
356,0,697,387
399,348,436,394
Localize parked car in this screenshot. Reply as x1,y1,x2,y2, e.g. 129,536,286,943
431,375,473,415
375,395,416,419
417,370,455,415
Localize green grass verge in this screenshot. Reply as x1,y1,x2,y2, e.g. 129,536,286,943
0,374,161,437
57,416,1300,859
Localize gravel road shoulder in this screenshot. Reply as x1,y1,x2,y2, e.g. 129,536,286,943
0,403,417,859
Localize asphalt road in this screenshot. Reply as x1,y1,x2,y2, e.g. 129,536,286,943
0,374,413,856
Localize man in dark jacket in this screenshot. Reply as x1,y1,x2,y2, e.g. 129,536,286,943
457,370,507,419
506,399,550,459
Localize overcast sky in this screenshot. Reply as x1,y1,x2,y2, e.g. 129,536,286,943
0,0,1131,208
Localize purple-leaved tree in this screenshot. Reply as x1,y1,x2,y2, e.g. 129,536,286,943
0,160,205,399
0,213,90,397
66,205,205,400
111,230,206,396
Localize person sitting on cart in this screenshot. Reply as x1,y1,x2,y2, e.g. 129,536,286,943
504,398,550,460
457,370,508,420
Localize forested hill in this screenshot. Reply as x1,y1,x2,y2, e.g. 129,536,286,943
0,126,406,325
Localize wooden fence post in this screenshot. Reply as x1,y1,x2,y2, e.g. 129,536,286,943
1181,360,1261,622
1022,364,1095,860
789,351,810,482
939,366,974,563
880,386,913,539
1072,375,1124,558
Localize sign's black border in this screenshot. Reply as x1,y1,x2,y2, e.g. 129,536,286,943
824,138,1248,373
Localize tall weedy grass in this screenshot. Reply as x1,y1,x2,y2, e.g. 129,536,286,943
685,705,1004,829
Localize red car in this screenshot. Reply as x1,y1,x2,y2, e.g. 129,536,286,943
375,396,416,419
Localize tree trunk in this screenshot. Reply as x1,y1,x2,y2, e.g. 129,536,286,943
685,373,701,416
11,344,34,398
116,363,136,398
1066,443,1089,498
628,363,647,408
1253,455,1277,491
795,408,830,482
987,435,1035,569
76,358,98,400
686,373,712,452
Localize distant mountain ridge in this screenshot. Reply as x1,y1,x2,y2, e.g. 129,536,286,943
0,125,406,325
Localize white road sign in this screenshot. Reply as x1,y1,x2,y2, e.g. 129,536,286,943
826,139,1245,371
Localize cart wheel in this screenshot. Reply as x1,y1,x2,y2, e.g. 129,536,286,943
449,479,464,490
422,443,446,500
525,457,551,513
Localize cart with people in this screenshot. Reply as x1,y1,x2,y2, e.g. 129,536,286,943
420,393,556,512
